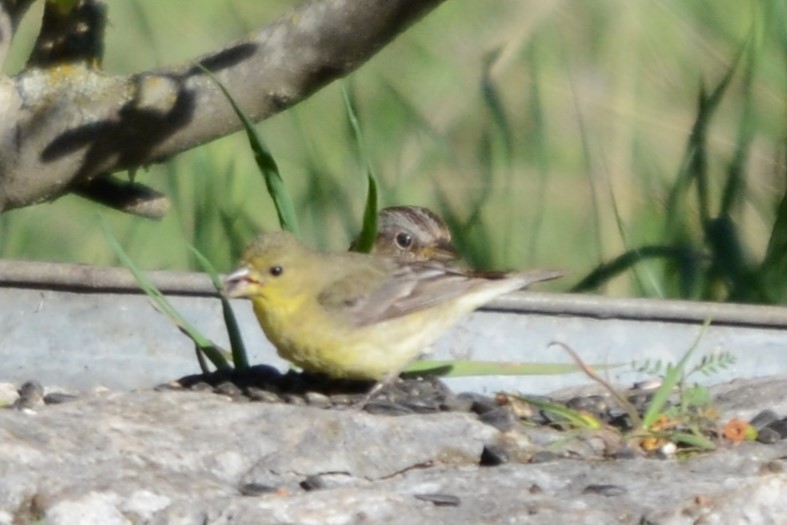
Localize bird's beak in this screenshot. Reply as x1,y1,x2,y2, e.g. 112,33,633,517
422,241,460,262
222,266,261,298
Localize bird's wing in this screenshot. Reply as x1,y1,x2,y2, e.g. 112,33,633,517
317,262,560,327
316,262,424,326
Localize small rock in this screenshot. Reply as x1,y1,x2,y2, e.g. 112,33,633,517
457,393,498,415
12,380,44,409
478,407,516,432
401,398,443,414
239,483,279,496
281,394,306,406
764,418,787,439
749,409,780,430
480,444,509,466
608,412,634,432
632,378,663,391
582,484,628,497
304,392,331,408
441,395,474,413
530,451,559,463
43,392,79,405
213,381,243,398
246,388,280,403
756,427,781,444
413,493,461,507
611,446,644,460
363,400,415,416
566,395,608,419
328,394,357,407
300,475,325,491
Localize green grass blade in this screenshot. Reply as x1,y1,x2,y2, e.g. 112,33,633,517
704,215,760,302
100,217,231,370
518,396,603,430
571,245,700,293
641,319,711,429
188,246,250,370
524,42,550,265
342,84,378,253
480,49,513,163
720,29,757,217
403,359,619,377
199,66,299,235
665,51,742,239
761,157,787,302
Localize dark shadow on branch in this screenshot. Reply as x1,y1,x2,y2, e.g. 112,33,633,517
41,76,197,180
193,43,257,74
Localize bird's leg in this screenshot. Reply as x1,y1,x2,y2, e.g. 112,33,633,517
353,371,402,410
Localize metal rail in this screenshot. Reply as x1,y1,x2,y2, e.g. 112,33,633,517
3,260,787,329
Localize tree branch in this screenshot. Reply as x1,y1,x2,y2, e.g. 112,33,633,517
0,0,447,213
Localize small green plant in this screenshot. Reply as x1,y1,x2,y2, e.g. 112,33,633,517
515,322,748,454
189,246,249,369
403,359,612,379
101,217,235,371
631,351,736,380
199,66,299,236
342,84,379,254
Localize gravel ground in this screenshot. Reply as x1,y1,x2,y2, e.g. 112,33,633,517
1,375,787,524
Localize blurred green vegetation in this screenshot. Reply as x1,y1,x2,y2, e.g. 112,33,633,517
1,1,785,302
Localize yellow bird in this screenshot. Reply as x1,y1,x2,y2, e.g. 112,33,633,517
368,205,459,262
223,230,561,383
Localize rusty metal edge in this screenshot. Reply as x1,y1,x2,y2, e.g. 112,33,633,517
2,260,787,329
0,260,216,296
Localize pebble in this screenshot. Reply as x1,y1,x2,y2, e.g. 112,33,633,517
213,381,243,398
566,394,609,419
764,418,787,439
632,378,663,390
363,400,415,416
300,475,325,491
441,394,474,413
328,394,356,407
246,388,280,403
281,394,306,406
749,409,780,430
582,484,627,497
478,408,516,432
43,392,79,405
12,380,44,409
239,483,279,496
480,444,510,466
756,427,781,445
608,412,634,431
413,493,461,507
457,392,498,414
400,398,443,414
304,392,331,408
611,446,644,460
530,451,559,464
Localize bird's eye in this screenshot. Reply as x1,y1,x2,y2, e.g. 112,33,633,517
269,265,283,277
395,232,413,249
